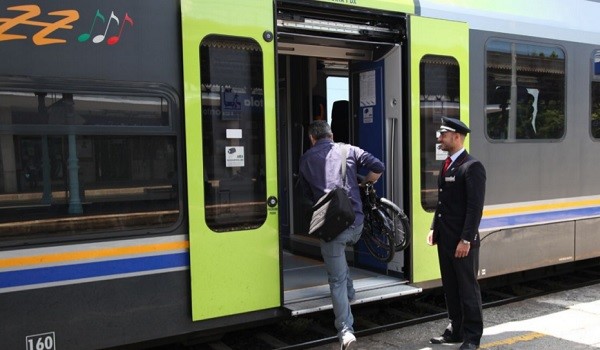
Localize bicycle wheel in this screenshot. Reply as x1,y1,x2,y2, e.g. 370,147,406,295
362,208,395,262
379,198,411,252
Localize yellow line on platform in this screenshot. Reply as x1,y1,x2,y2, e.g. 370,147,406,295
480,332,546,348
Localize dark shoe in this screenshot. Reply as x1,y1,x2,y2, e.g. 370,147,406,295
459,342,479,350
429,333,462,344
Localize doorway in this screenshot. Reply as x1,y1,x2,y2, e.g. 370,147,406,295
275,3,417,313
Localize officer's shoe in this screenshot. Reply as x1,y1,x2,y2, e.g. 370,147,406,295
429,329,462,344
340,331,356,350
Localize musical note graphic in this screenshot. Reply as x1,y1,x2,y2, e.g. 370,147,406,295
107,13,133,45
77,9,105,42
92,11,119,44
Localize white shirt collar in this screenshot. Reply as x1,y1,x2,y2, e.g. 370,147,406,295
449,148,465,164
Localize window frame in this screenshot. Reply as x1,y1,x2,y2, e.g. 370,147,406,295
199,34,268,233
484,37,567,143
419,54,461,212
0,78,183,247
590,49,600,140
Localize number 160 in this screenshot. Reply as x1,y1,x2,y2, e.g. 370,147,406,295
26,332,55,350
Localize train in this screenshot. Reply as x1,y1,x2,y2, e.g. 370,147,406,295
1,0,600,348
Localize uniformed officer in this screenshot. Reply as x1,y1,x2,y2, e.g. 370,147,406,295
427,117,486,350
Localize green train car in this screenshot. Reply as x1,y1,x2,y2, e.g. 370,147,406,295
1,0,600,348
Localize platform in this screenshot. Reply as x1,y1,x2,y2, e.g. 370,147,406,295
306,284,600,349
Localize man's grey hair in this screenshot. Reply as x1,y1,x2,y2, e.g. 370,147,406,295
308,120,333,140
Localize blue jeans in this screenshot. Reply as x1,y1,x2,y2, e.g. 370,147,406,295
320,223,363,338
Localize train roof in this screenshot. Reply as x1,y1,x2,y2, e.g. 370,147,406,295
418,0,600,45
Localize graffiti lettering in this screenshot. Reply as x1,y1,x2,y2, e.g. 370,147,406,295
34,9,79,45
0,5,41,42
0,5,79,45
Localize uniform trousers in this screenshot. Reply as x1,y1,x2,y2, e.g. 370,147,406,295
320,223,363,339
437,243,483,345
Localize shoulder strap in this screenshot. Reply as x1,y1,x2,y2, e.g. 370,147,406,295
339,143,349,186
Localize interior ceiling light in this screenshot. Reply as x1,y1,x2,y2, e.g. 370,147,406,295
277,17,398,36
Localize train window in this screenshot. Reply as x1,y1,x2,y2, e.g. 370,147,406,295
0,91,179,241
200,35,267,232
419,55,460,211
486,40,565,141
591,51,600,139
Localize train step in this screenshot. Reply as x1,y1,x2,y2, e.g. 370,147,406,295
285,278,421,316
283,252,421,316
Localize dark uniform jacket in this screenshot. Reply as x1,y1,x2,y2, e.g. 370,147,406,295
431,151,486,248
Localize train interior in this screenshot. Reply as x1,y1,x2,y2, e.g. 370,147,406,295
274,4,421,314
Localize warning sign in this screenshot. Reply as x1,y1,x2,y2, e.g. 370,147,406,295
225,146,245,167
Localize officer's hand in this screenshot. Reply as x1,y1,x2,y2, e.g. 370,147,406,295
455,241,470,258
426,230,435,246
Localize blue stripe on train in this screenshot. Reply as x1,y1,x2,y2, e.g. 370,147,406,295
0,252,189,289
480,206,600,230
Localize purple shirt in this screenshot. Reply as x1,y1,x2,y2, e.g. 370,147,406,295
299,139,385,226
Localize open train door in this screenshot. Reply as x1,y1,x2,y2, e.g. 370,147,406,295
350,46,406,273
181,0,280,321
276,2,423,316
407,16,470,285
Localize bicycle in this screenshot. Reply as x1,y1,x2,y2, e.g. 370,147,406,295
359,181,411,262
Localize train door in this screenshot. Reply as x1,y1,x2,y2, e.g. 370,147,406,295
182,0,280,321
276,3,421,315
350,47,405,272
407,16,470,285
